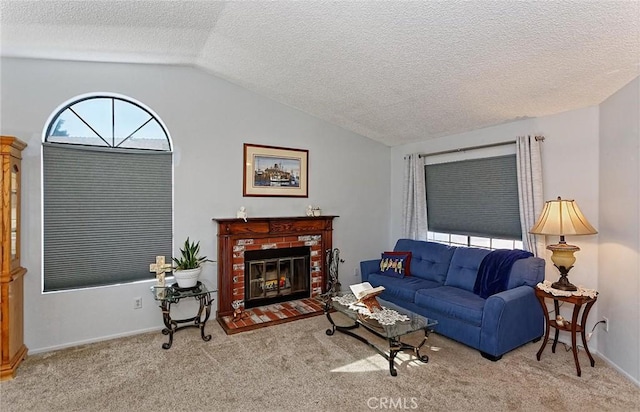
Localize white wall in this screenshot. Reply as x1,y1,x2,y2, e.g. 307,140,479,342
599,76,640,384
0,57,391,352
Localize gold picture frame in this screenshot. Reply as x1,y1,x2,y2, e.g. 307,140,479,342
243,144,308,197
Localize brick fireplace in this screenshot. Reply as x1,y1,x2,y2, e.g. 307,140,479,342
214,216,336,333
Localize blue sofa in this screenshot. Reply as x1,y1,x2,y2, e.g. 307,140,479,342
360,239,545,360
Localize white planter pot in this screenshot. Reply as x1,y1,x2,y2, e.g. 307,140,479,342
173,267,202,288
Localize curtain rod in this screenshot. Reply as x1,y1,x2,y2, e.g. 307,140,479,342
417,135,545,158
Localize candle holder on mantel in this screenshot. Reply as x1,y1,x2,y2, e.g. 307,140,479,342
236,206,248,222
306,205,321,216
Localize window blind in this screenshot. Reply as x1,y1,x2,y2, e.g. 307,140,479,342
43,143,172,291
425,154,521,240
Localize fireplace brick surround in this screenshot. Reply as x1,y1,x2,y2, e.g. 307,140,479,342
214,216,336,333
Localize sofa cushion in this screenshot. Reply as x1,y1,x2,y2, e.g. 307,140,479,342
368,272,440,303
507,257,545,288
380,251,411,278
414,286,486,326
444,247,491,292
394,239,455,284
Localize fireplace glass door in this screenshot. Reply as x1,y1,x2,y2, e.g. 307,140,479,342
244,246,310,308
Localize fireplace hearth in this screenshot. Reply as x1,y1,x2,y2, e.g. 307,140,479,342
214,216,337,333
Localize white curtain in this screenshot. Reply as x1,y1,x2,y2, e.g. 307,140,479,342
516,135,545,256
402,154,428,240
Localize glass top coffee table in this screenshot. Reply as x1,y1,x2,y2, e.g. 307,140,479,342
324,292,437,376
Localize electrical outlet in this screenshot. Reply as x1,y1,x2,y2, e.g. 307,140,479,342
134,297,142,309
603,316,609,333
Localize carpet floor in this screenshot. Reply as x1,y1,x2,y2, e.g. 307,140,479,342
1,313,638,412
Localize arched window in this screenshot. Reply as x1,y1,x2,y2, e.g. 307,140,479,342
42,93,173,292
45,95,171,150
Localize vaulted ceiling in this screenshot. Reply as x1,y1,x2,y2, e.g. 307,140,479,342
1,1,638,146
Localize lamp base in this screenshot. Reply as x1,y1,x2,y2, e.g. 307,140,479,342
551,271,577,291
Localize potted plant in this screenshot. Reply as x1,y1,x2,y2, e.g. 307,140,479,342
172,237,211,288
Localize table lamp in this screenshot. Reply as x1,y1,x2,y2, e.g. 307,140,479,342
529,197,597,291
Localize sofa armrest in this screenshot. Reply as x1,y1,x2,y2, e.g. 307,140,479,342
360,259,381,282
480,285,544,357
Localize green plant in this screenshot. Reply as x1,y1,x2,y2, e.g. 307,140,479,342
172,237,211,270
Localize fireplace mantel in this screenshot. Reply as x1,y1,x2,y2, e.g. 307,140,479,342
215,216,337,237
213,216,337,323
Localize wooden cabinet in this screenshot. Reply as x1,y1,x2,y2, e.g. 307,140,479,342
1,135,28,380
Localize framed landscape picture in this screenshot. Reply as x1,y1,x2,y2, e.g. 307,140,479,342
243,143,309,197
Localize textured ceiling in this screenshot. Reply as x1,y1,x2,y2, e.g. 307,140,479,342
1,1,639,147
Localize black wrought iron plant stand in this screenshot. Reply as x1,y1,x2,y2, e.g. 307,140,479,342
158,285,213,349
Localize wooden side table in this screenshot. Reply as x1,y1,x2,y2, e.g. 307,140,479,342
534,288,597,376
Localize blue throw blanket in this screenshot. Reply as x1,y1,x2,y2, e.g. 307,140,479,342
473,249,533,299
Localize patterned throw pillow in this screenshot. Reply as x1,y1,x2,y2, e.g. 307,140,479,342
380,251,412,278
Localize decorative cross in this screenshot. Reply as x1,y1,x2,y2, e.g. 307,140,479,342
150,256,172,287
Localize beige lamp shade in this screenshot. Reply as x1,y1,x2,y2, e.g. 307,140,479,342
529,197,597,237
529,196,597,291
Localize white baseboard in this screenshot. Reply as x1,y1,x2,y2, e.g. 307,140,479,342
28,326,163,355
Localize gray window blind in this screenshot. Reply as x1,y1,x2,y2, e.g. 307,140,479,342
425,155,521,240
43,143,172,291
